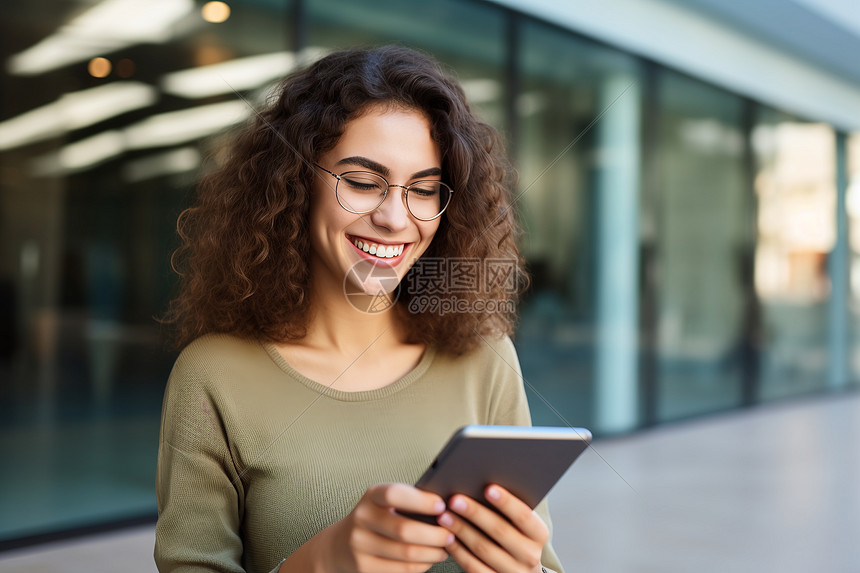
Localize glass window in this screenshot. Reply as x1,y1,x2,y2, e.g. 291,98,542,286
653,70,749,421
752,107,836,400
516,20,642,432
846,132,860,386
0,0,291,542
307,0,507,129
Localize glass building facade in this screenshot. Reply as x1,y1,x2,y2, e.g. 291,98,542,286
0,0,856,546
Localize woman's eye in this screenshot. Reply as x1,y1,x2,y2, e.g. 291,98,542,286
411,184,440,198
343,177,383,191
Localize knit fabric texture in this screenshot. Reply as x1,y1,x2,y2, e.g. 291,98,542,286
154,333,564,573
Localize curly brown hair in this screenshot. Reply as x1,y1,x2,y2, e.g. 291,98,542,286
165,45,528,353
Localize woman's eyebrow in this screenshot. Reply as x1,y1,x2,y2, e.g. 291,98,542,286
335,156,442,180
410,167,443,179
336,156,390,177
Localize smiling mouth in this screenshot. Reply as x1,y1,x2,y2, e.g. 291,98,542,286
348,235,407,259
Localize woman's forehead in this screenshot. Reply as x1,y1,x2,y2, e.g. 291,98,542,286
326,107,441,171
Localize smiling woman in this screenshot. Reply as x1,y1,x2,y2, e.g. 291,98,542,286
155,46,565,573
307,107,443,304
164,46,524,354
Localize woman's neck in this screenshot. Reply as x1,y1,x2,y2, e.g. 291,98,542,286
273,267,425,391
302,277,405,354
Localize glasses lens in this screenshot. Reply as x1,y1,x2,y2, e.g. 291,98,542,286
337,171,387,213
406,181,452,220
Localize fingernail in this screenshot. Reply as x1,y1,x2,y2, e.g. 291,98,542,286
433,500,445,514
450,497,467,512
446,533,455,545
438,512,454,527
487,486,501,501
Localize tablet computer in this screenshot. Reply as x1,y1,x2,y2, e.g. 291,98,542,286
403,425,591,524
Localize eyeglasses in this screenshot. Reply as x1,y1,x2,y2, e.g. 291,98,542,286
314,164,453,221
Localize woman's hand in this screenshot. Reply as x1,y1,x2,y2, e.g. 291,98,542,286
318,483,454,573
438,484,549,573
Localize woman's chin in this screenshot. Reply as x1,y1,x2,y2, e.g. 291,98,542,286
343,259,401,296
341,259,402,313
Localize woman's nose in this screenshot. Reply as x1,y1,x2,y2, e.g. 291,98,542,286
369,187,411,231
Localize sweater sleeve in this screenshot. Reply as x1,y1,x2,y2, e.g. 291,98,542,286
154,345,246,572
485,336,566,573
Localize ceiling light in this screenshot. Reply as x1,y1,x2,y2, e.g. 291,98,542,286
460,79,501,104
201,1,231,24
161,52,295,99
123,147,201,182
124,100,251,149
32,131,126,176
7,0,194,76
0,82,158,151
117,58,136,78
29,100,250,176
88,57,112,78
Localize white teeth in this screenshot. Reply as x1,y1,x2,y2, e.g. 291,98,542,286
351,237,406,259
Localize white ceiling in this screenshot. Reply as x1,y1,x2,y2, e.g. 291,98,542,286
492,0,860,131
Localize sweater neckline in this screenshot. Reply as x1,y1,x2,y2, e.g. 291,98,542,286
261,342,437,402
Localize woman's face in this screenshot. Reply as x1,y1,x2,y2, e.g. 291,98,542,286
309,105,443,299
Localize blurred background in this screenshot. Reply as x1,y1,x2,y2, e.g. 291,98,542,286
1,0,859,569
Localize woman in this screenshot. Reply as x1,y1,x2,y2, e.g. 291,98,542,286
155,45,564,573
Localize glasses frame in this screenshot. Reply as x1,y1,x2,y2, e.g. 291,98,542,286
314,164,453,222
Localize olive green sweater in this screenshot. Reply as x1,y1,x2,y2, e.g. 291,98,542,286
154,334,564,573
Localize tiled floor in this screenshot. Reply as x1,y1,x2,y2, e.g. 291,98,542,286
1,391,858,573
0,526,156,573
552,391,860,572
